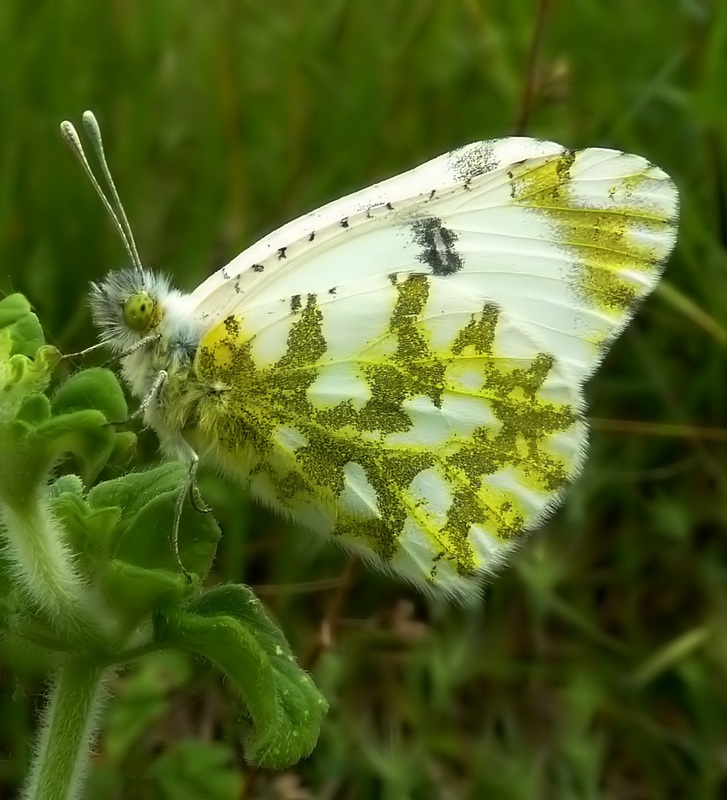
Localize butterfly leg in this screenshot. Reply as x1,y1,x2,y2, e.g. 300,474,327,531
61,331,162,364
190,483,212,514
104,369,168,427
60,340,108,361
102,332,162,368
171,438,208,582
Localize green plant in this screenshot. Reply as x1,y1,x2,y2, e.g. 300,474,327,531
0,293,327,800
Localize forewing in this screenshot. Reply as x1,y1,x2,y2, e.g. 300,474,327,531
190,138,678,385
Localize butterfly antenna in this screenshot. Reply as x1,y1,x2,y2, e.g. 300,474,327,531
81,111,144,274
60,112,144,278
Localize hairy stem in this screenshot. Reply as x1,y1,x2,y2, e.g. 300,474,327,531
22,657,112,800
0,494,106,644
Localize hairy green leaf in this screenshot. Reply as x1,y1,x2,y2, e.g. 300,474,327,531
156,585,328,768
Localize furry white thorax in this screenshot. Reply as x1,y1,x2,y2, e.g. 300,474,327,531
89,266,204,402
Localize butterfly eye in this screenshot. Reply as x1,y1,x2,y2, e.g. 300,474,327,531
123,291,157,333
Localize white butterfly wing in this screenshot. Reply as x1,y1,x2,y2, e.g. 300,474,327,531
188,138,678,599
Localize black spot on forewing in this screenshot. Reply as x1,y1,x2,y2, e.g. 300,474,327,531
448,142,497,180
412,217,463,276
278,247,287,260
252,263,265,272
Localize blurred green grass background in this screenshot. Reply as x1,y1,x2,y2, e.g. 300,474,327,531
1,1,726,797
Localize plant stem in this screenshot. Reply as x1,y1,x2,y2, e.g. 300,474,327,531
22,657,112,800
0,497,107,645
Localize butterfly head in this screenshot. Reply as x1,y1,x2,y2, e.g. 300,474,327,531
89,266,171,352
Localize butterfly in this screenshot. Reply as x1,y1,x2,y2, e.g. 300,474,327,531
61,111,678,601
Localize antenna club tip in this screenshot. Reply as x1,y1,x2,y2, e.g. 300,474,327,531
60,121,80,144
82,110,102,138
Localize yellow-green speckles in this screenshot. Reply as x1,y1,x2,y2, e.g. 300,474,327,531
450,303,575,493
452,302,498,355
277,294,327,371
389,274,445,406
509,151,673,316
197,314,240,367
191,273,580,580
